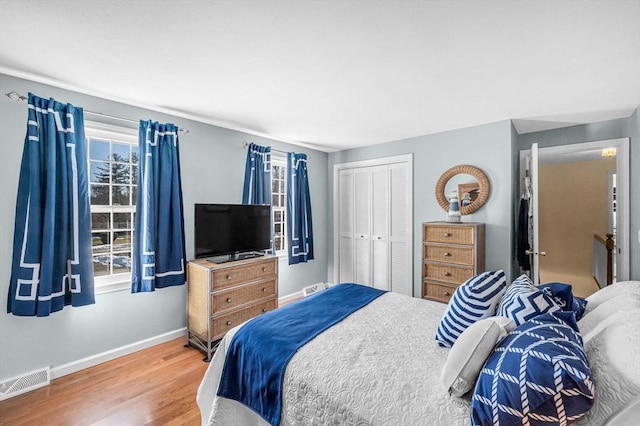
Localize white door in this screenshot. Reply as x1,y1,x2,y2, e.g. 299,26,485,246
531,143,541,284
354,167,372,285
338,169,354,283
371,165,389,291
388,163,410,295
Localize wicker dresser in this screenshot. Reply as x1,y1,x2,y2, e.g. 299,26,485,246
187,255,278,361
422,222,485,303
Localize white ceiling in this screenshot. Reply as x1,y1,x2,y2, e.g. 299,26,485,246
1,0,638,152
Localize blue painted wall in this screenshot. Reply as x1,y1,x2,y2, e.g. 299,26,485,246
0,73,329,379
1,70,636,383
328,120,516,298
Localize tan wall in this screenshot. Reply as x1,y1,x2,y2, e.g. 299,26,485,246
538,158,616,278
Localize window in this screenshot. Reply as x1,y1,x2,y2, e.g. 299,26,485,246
85,123,138,292
271,156,287,256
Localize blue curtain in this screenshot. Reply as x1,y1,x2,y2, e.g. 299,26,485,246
8,93,94,316
131,121,186,292
286,153,314,265
242,143,271,205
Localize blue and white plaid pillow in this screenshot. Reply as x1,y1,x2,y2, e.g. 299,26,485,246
497,274,561,326
471,311,594,426
435,270,507,347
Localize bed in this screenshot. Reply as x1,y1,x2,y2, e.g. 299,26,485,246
196,277,640,426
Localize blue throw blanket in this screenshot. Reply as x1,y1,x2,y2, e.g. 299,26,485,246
217,283,385,425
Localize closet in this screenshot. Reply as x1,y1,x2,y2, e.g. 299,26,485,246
334,155,412,296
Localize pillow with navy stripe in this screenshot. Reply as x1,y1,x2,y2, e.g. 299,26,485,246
471,311,594,426
497,274,561,326
435,270,507,348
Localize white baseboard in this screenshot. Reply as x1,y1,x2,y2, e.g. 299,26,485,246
278,290,303,305
279,282,332,303
50,327,187,379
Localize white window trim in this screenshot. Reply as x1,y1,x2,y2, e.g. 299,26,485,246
271,154,288,259
86,121,138,294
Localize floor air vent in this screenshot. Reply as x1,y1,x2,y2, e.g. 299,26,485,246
303,283,327,297
0,367,50,401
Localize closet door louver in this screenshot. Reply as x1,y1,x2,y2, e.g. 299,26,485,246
354,168,371,285
371,165,389,291
339,169,354,283
389,163,410,295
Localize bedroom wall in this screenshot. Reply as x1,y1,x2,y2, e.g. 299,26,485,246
0,73,328,380
517,108,640,281
327,120,516,298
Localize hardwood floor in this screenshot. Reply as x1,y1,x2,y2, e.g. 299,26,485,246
0,338,209,426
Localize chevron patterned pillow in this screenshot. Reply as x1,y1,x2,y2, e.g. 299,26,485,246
435,270,507,347
471,311,595,426
497,274,561,326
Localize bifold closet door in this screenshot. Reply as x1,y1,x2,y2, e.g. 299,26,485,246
370,165,389,291
388,163,410,296
338,168,355,283
354,167,372,285
337,160,410,296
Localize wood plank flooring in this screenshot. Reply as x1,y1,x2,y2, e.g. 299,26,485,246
0,338,209,426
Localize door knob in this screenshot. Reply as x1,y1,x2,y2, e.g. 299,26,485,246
524,250,546,256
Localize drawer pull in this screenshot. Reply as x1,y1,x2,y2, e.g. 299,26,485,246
444,291,451,297
262,287,267,292
262,267,267,272
226,275,232,281
226,321,232,326
444,232,451,237
444,272,452,277
443,252,451,257
262,308,267,313
226,297,232,303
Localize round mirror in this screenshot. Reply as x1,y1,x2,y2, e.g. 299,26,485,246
435,165,490,215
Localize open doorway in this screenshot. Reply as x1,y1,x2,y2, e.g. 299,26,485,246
537,154,616,297
519,138,629,298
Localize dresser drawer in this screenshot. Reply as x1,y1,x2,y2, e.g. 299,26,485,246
211,279,277,314
424,243,473,266
211,298,277,339
423,262,473,284
423,281,457,303
423,225,475,245
211,260,276,290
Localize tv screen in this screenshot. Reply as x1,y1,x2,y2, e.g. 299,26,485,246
194,204,271,260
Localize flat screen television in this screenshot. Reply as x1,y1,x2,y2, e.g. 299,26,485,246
194,203,271,262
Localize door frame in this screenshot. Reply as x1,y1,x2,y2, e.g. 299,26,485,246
333,154,413,289
519,138,630,282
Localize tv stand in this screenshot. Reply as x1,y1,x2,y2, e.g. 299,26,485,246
207,251,264,264
186,255,278,361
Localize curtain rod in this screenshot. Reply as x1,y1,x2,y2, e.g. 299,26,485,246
5,91,189,134
243,141,288,155
243,141,310,158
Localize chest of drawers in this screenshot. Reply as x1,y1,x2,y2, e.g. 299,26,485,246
422,222,485,303
187,255,278,361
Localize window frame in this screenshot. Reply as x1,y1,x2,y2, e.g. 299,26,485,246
271,155,287,258
85,121,138,294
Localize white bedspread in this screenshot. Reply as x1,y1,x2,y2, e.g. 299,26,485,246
196,291,471,425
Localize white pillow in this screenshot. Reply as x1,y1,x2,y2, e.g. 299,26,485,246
441,316,515,397
583,280,640,316
577,304,640,425
578,293,640,339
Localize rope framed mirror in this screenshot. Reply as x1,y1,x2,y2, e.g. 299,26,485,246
435,165,491,215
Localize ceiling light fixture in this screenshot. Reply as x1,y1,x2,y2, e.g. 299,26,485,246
601,147,617,158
